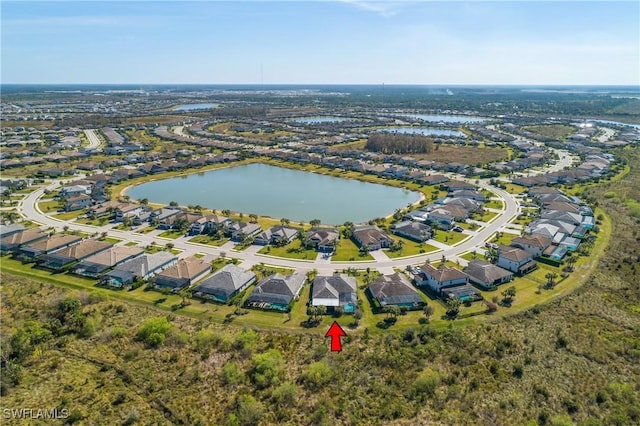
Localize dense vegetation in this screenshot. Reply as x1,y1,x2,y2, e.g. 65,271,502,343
365,133,435,155
1,147,639,426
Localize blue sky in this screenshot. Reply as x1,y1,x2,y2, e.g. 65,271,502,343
2,1,638,85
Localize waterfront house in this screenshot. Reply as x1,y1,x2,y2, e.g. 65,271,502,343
304,228,339,252
227,221,262,242
352,226,393,251
392,220,432,242
254,226,299,246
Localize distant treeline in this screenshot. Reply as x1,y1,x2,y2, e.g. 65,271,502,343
365,133,435,154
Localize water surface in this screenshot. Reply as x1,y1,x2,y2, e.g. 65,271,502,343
126,163,421,224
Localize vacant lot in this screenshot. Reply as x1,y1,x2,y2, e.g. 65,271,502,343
523,124,577,140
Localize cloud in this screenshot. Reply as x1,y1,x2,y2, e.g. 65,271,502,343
338,0,408,17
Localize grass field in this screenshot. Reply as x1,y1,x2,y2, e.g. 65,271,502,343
385,236,439,258
523,124,577,140
432,230,467,245
258,239,318,260
188,234,229,247
331,238,374,261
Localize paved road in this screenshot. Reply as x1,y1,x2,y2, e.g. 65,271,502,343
84,129,103,149
17,177,520,274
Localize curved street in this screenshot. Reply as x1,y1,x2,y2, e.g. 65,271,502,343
17,175,521,274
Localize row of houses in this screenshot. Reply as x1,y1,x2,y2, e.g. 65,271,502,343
513,151,613,187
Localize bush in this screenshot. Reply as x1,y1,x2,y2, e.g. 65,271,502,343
135,317,172,348
221,361,245,387
412,369,440,401
250,349,284,389
234,395,264,426
302,361,334,390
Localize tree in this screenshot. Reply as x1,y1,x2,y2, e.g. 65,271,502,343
501,285,517,304
565,255,577,272
222,209,231,217
280,217,290,226
249,213,258,223
384,305,401,321
169,201,178,207
309,218,321,228
138,198,149,205
445,298,461,318
422,305,434,322
545,272,558,289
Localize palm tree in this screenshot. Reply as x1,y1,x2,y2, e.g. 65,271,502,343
545,272,558,288
310,218,321,228
280,217,290,226
565,256,577,272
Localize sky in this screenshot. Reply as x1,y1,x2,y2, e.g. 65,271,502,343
1,1,639,85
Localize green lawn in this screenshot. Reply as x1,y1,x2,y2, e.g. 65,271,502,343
37,200,60,213
385,236,439,258
52,210,85,221
157,229,186,239
484,199,504,210
331,238,373,262
188,234,230,247
476,210,499,222
258,239,318,260
503,183,527,195
460,251,487,262
433,230,468,246
137,226,157,234
75,217,108,226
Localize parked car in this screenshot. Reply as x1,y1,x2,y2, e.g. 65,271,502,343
453,226,463,232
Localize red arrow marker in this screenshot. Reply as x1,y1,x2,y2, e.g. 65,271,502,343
325,321,347,352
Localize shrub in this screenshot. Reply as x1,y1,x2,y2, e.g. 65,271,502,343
412,369,440,401
135,317,172,348
302,361,334,390
250,349,284,389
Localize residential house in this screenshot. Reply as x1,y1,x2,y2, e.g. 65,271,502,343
102,252,178,287
192,264,257,303
352,226,393,251
16,234,83,262
71,246,144,277
114,203,147,223
153,256,212,291
420,174,449,186
404,209,430,223
245,272,306,311
312,274,357,312
426,208,455,230
415,263,469,294
254,226,299,246
392,220,432,242
304,228,339,252
38,239,113,271
368,273,424,309
443,180,475,191
189,214,232,235
463,259,513,290
60,184,92,198
497,246,537,275
450,189,486,202
0,228,48,254
150,207,183,229
64,194,92,212
510,234,552,258
227,221,262,242
0,224,26,239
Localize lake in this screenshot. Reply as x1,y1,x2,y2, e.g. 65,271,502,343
403,114,487,123
174,103,218,111
378,127,465,137
126,163,421,225
292,116,351,124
